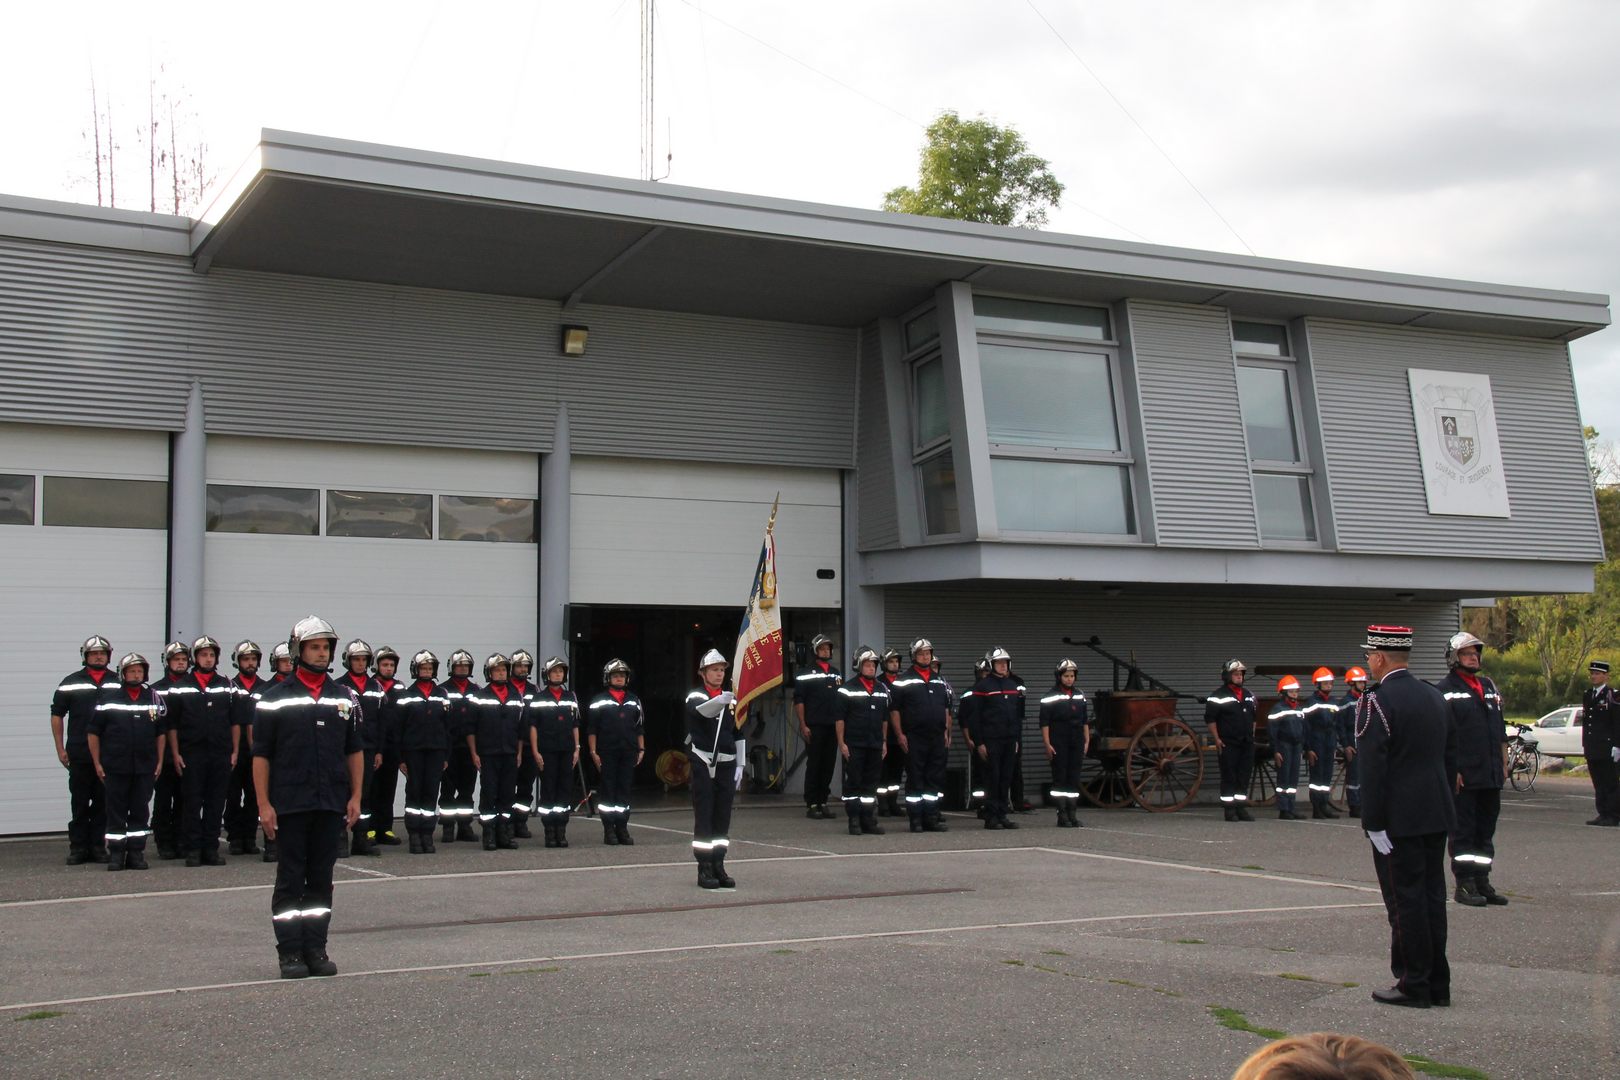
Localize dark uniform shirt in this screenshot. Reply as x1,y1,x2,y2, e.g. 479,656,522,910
1267,699,1304,747
1336,690,1363,749
438,677,480,742
252,673,363,815
1583,683,1617,755
965,674,1026,742
793,662,843,728
685,686,739,763
338,671,386,754
170,669,240,756
468,681,527,755
1304,691,1339,747
529,686,581,753
1204,683,1257,744
89,683,168,774
1435,671,1505,789
890,667,953,735
588,690,645,752
1355,668,1457,837
837,675,892,748
1039,685,1090,734
231,673,268,742
53,666,116,759
392,679,452,753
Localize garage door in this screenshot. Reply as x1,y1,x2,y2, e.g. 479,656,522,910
1,424,169,835
203,437,539,681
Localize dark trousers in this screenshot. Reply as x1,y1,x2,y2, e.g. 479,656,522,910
690,756,736,861
904,729,948,819
1011,742,1027,808
1274,742,1302,815
1048,726,1084,801
351,756,375,840
1372,831,1450,1001
1343,751,1361,810
271,810,342,956
841,745,882,819
103,771,155,853
66,755,105,852
402,748,446,833
440,745,477,825
478,753,518,826
1306,733,1336,806
370,749,401,836
1585,740,1620,820
225,751,258,843
1217,738,1254,803
1450,786,1501,880
803,724,838,806
180,750,231,855
597,747,637,820
153,756,183,851
880,735,905,800
513,748,541,820
980,737,1018,819
537,750,574,820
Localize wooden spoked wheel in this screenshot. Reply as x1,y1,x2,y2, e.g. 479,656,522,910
1248,748,1279,808
1125,718,1204,813
1080,748,1133,808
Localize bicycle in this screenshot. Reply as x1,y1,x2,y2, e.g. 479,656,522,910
1506,724,1541,792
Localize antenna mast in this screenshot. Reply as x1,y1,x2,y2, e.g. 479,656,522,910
640,0,654,181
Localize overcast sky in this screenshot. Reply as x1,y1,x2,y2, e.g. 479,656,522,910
5,0,1615,437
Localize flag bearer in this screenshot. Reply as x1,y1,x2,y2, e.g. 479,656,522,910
508,649,539,838
1268,677,1305,821
965,648,1025,830
150,641,193,859
588,658,646,845
368,646,404,847
1304,667,1341,819
470,654,525,850
88,653,166,871
226,641,266,856
794,634,843,820
1436,632,1508,909
395,650,452,854
51,635,115,865
529,656,582,848
438,650,481,843
876,648,906,816
687,650,740,889
836,647,891,836
1040,659,1090,828
337,640,385,857
889,638,953,833
1205,660,1257,821
172,635,240,866
1338,666,1370,818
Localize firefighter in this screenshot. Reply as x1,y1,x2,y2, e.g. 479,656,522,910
795,634,843,820
1268,676,1305,821
1304,667,1341,819
1040,659,1090,828
876,648,905,816
167,635,240,866
588,659,645,845
368,646,404,847
88,653,166,870
962,656,991,814
966,647,1025,830
836,647,891,835
889,638,953,833
687,649,740,889
1436,631,1508,908
529,656,582,848
1338,666,1369,818
1584,661,1620,826
395,650,452,854
50,634,115,865
150,641,193,860
438,649,481,844
226,641,266,856
508,649,539,838
252,616,364,980
1205,659,1257,821
334,640,384,857
269,642,294,680
469,654,525,850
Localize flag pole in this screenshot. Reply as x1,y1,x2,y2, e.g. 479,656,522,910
715,494,780,767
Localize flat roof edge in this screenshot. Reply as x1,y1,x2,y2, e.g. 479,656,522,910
0,194,191,256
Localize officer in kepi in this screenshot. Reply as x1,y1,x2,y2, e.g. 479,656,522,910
1583,660,1620,826
252,616,364,980
50,635,116,866
1205,660,1257,821
1437,631,1508,908
686,649,741,889
1355,624,1456,1009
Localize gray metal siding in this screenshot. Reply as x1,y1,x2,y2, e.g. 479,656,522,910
1308,319,1603,561
1127,300,1260,548
856,323,900,549
886,582,1456,790
0,237,856,466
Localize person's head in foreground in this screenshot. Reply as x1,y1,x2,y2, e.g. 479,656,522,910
1231,1032,1415,1080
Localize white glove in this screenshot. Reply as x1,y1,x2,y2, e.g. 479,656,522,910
694,692,733,719
1611,746,1619,763
734,741,746,787
1367,830,1393,856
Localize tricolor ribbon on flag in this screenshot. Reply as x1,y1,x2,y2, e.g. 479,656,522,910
731,495,784,730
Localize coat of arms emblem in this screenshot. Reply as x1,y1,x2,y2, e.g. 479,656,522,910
1437,409,1479,469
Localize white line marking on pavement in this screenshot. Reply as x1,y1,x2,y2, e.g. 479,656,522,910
1032,847,1382,893
939,811,1229,844
629,820,836,856
0,900,1385,1013
336,862,396,879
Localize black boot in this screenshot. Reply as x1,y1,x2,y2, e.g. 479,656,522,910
106,848,126,871
616,820,634,845
422,827,436,854
1476,874,1509,906
604,819,620,845
498,821,520,849
482,823,498,851
278,951,310,980
1000,815,1019,829
304,950,338,977
185,850,202,867
511,818,533,840
909,814,925,833
698,858,721,889
261,839,278,863
1311,797,1327,819
543,820,559,848
713,852,736,888
408,831,423,854
848,815,862,836
353,832,381,857
1235,805,1254,822
377,828,402,846
555,820,569,848
442,822,457,844
66,847,91,866
1069,805,1084,828
1454,876,1488,907
861,813,885,835
201,846,226,866
1224,805,1237,821
228,838,246,856
242,835,261,855
924,812,949,832
456,821,477,843
126,848,149,870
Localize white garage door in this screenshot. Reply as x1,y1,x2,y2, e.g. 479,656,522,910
570,457,842,608
1,424,169,835
204,437,540,681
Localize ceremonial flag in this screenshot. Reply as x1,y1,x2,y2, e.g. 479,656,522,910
731,495,783,730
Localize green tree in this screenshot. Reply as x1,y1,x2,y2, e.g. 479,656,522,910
882,111,1064,228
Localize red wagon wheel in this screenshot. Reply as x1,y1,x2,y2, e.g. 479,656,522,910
1080,747,1133,808
1125,718,1204,813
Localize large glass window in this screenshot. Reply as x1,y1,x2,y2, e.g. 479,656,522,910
42,476,167,530
440,496,536,543
0,473,35,525
992,458,1133,535
1252,474,1316,543
913,357,949,449
326,489,432,539
207,484,319,535
974,296,1111,341
1236,366,1300,462
904,308,940,353
1233,320,1319,544
917,452,960,536
980,344,1119,451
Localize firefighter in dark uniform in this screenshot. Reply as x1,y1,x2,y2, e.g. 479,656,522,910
438,649,480,843
225,641,266,856
1205,659,1257,821
794,634,843,820
50,634,115,865
1437,631,1508,908
468,654,525,850
890,638,953,833
966,647,1025,830
589,658,646,846
1304,667,1341,819
1338,665,1369,818
1355,624,1456,1009
687,649,740,889
368,645,404,847
529,656,582,849
395,650,451,854
171,635,241,866
1583,660,1620,826
962,656,991,814
88,653,166,871
150,641,193,860
253,615,364,980
269,642,294,681
508,649,539,838
1040,659,1090,828
1268,676,1305,821
336,639,385,857
876,648,905,816
836,647,891,836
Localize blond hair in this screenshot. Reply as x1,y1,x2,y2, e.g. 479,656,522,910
1232,1033,1416,1080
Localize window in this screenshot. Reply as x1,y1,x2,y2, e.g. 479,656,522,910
439,496,536,543
42,476,167,530
913,357,949,449
904,308,940,352
0,473,34,525
917,451,960,535
207,484,319,535
326,489,432,539
980,344,1119,451
1233,320,1318,544
992,458,1134,534
909,329,958,537
974,296,1111,341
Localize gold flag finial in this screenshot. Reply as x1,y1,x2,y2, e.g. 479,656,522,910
766,492,780,533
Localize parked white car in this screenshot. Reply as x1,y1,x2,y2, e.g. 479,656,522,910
1519,706,1585,758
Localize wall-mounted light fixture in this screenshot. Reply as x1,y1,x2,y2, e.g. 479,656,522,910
560,325,589,357
1394,591,1416,603
1101,585,1123,598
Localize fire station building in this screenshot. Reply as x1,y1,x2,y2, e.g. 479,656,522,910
0,130,1607,833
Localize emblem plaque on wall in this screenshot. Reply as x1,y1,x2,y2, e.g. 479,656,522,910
1407,369,1511,517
